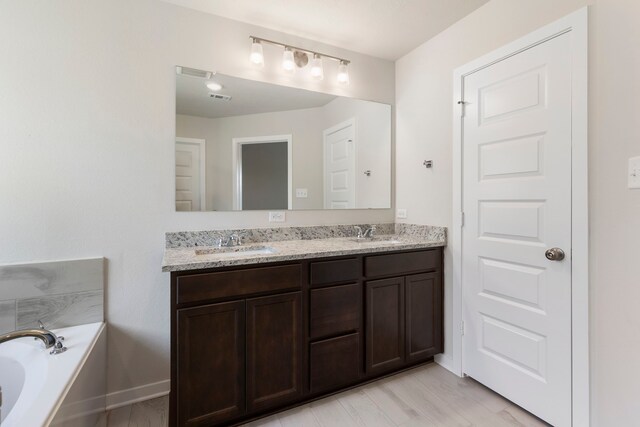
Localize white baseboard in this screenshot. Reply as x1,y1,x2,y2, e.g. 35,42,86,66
105,379,170,411
434,354,459,376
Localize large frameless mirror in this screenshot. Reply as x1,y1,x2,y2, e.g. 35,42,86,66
175,67,391,211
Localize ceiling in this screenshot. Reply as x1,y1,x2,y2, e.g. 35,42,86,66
176,72,337,119
162,0,490,60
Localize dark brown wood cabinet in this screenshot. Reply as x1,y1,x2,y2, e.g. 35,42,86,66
365,271,444,376
405,272,443,363
365,277,405,375
177,301,245,426
170,247,443,426
246,292,303,412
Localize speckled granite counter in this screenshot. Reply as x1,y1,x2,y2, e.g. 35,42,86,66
162,224,446,272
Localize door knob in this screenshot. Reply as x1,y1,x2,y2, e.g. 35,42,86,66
545,248,565,261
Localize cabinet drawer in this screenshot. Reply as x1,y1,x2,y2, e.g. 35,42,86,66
310,283,360,339
310,333,360,393
364,250,440,278
310,258,360,286
177,264,301,305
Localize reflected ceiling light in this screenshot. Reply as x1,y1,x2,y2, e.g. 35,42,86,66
282,47,295,73
249,36,350,84
249,38,264,67
205,81,223,91
337,61,350,85
310,54,324,80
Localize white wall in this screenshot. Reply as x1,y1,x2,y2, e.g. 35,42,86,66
0,0,395,400
395,0,640,424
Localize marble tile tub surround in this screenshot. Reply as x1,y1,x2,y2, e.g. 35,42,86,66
0,258,104,334
165,223,445,248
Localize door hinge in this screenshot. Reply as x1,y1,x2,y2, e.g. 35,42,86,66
458,100,467,117
460,321,465,336
460,212,465,227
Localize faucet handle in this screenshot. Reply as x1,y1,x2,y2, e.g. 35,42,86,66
354,226,363,238
50,340,67,355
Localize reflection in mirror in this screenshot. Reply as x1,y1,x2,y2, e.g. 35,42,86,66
175,67,391,211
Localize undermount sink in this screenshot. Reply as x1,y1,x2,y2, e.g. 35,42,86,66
351,236,403,244
195,245,277,257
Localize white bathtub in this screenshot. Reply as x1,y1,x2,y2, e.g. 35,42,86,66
0,322,105,427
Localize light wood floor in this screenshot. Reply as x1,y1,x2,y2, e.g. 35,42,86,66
106,363,550,427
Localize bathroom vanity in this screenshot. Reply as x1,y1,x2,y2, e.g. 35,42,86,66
163,225,445,427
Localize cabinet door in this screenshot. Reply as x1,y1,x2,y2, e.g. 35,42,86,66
405,272,443,363
365,277,405,375
177,301,245,427
246,292,303,412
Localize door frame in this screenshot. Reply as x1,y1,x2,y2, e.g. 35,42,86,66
232,135,293,210
322,118,356,209
175,137,206,211
451,7,588,426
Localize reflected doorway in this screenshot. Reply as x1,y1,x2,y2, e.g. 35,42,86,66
232,135,293,210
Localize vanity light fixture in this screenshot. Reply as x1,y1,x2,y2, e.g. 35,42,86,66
249,36,350,84
249,38,264,67
310,54,324,80
282,47,295,73
337,60,350,85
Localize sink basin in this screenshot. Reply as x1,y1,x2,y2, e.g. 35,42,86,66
351,236,403,244
195,245,277,257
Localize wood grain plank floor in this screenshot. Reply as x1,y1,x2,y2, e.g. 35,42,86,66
106,364,550,427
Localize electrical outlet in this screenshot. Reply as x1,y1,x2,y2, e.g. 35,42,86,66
629,156,640,189
268,211,286,222
396,208,407,219
295,188,308,198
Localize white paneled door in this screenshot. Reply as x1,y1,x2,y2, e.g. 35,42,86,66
175,138,205,212
323,119,356,209
462,33,572,426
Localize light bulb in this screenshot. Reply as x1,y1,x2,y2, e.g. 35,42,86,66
282,47,295,73
337,61,350,84
206,81,222,91
310,54,324,80
250,39,264,67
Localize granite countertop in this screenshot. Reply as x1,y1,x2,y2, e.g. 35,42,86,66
162,231,446,272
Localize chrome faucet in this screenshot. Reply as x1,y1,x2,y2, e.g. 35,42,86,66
363,225,376,238
219,233,242,247
0,324,67,355
354,225,376,239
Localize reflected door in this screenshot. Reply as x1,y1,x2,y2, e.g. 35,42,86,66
175,138,205,211
462,33,572,426
323,119,355,209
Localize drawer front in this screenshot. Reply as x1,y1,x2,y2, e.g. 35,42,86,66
310,258,360,287
310,283,360,339
364,249,440,278
310,333,360,393
177,264,301,305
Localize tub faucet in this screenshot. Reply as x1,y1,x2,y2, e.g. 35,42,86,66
0,326,67,355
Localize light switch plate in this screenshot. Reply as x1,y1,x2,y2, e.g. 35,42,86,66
295,188,308,198
629,156,640,189
268,211,286,222
396,208,407,219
